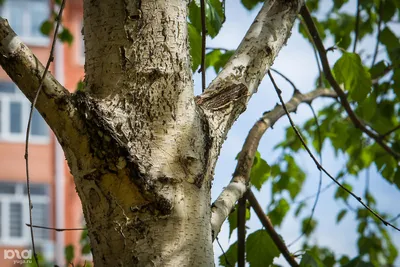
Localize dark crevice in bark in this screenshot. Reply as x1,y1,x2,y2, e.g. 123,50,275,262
72,91,174,216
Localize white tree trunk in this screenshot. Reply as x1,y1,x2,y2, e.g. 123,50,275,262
0,0,303,265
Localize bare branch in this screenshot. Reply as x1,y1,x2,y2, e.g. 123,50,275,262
300,5,400,160
211,88,337,240
26,224,86,232
0,14,86,156
247,190,299,267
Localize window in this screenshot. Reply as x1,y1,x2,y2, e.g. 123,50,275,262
0,182,50,246
0,0,50,46
0,82,49,143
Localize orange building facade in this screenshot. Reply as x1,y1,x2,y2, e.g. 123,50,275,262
0,0,85,266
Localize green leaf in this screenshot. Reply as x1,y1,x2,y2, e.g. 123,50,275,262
334,182,352,201
246,230,280,267
205,49,222,69
213,50,234,73
369,60,387,79
219,242,238,267
205,0,223,38
250,151,271,191
336,209,347,223
268,198,290,226
381,0,397,22
301,217,317,237
300,251,323,267
188,23,202,72
40,20,53,36
295,202,306,217
65,245,75,263
333,0,349,10
188,0,224,38
188,1,201,32
58,28,74,45
227,204,250,238
342,256,374,267
380,27,400,52
81,243,91,255
333,52,372,102
241,0,263,10
76,80,85,92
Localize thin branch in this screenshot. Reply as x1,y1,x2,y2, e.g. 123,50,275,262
24,1,66,265
205,47,230,52
288,104,323,246
247,190,299,267
371,0,383,68
353,0,361,53
216,237,232,267
26,224,86,232
381,124,400,139
300,5,400,160
268,70,400,232
270,68,299,92
200,0,206,92
237,196,246,267
211,88,337,240
299,18,323,87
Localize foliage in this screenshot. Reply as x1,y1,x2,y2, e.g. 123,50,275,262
190,0,400,266
17,0,400,265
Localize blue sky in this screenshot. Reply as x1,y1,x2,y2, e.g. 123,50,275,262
191,0,400,265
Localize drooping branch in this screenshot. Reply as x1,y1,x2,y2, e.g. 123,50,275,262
247,190,299,267
196,0,303,139
0,18,83,148
210,88,337,240
300,5,400,160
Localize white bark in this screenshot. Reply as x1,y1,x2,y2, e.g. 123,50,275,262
210,89,337,238
0,0,307,266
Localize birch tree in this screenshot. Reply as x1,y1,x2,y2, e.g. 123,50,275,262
1,0,400,266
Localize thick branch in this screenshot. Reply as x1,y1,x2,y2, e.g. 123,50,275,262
0,18,83,147
300,6,400,160
211,88,337,239
196,0,303,138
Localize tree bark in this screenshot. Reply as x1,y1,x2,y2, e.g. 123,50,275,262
0,0,303,266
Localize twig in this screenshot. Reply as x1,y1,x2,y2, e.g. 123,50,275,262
270,68,298,92
26,224,86,232
205,47,229,52
300,5,400,160
216,237,232,267
381,125,400,139
200,0,206,92
268,70,400,232
238,196,246,267
294,175,344,204
288,104,323,246
353,0,361,53
371,0,383,68
247,190,299,267
299,18,323,87
24,1,66,265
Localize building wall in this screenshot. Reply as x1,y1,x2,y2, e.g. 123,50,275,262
0,0,86,266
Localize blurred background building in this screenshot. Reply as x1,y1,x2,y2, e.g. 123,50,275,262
0,0,84,266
